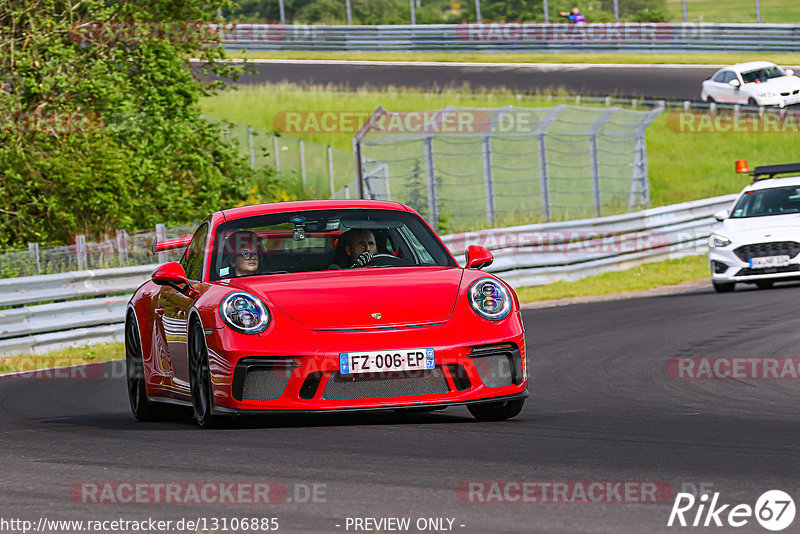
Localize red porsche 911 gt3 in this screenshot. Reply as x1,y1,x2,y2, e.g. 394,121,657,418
126,200,528,427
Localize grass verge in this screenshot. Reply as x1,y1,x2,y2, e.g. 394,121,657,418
0,343,123,374
516,254,709,303
201,82,786,209
224,50,800,66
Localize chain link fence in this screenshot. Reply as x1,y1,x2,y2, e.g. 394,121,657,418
355,104,663,233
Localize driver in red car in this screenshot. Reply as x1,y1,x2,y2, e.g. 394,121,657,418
334,229,378,268
221,230,262,277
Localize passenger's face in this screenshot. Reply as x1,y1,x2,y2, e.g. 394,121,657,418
233,249,259,276
347,231,377,260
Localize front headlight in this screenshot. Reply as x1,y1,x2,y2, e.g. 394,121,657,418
220,291,270,334
708,233,732,248
469,278,512,321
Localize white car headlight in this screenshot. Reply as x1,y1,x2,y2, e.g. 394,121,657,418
708,233,732,248
469,278,512,321
220,291,270,334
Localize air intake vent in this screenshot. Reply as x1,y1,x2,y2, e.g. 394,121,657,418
232,358,299,401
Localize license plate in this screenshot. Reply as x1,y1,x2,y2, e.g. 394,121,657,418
339,348,435,375
749,255,790,268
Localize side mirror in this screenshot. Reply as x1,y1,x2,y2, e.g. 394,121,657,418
786,69,794,76
729,79,741,88
713,210,729,222
152,262,197,297
465,245,494,269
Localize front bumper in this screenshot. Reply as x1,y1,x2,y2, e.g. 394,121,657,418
709,244,800,283
204,317,528,413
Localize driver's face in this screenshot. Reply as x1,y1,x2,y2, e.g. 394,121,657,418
348,231,377,259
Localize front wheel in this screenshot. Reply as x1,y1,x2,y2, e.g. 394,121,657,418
468,399,525,421
713,281,735,293
189,322,223,428
125,316,158,421
748,97,759,107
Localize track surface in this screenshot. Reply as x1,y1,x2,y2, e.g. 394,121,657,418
3,283,800,533
228,60,719,100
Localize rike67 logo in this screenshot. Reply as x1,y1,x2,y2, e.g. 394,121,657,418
668,490,795,531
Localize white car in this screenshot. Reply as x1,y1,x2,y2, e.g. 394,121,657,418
709,162,800,292
701,61,800,108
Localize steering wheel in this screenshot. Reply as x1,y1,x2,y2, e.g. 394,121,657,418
351,253,412,268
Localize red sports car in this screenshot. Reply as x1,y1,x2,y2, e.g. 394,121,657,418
126,200,528,427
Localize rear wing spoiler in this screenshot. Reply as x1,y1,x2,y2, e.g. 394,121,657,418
151,236,192,255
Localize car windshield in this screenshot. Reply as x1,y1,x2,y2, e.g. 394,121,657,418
210,208,457,280
730,186,800,218
741,66,785,84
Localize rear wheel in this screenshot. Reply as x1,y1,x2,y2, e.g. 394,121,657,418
713,281,735,293
756,281,774,289
189,321,223,428
125,316,158,421
468,399,525,421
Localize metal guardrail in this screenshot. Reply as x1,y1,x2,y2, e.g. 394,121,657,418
0,194,737,357
222,23,800,53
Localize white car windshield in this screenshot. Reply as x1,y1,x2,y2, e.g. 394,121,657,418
731,186,800,218
741,66,785,84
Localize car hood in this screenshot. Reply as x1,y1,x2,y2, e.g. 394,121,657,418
721,215,800,241
225,267,464,329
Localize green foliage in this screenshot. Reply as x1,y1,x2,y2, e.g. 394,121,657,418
224,0,462,24
0,0,280,247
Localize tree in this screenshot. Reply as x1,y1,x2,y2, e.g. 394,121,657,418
0,0,279,247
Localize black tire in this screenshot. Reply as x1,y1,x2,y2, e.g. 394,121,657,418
756,281,774,289
713,281,735,293
748,98,759,107
706,96,715,104
189,321,223,428
468,399,525,421
125,315,159,421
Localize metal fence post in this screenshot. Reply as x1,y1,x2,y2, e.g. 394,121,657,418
589,108,617,217
543,0,549,22
409,0,416,24
299,139,307,189
536,105,566,223
155,224,168,264
756,0,762,22
346,0,352,24
28,243,41,275
328,145,335,198
423,136,439,229
248,126,256,169
116,229,128,265
273,136,281,172
481,136,496,225
475,0,482,23
76,235,87,271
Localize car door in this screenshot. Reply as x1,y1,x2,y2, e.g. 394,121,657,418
154,223,209,396
717,71,740,103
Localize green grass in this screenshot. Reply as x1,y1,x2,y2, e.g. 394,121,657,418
0,343,123,373
666,0,800,23
224,50,800,65
516,254,709,303
201,83,795,212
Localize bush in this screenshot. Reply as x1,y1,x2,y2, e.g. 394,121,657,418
0,0,281,248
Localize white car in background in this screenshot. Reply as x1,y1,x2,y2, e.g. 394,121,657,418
701,61,800,107
709,162,800,292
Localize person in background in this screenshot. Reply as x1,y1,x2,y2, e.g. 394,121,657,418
560,7,586,24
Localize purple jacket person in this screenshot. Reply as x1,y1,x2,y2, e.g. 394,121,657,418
560,7,586,24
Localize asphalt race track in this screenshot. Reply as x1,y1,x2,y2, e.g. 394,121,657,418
226,60,720,100
3,283,800,533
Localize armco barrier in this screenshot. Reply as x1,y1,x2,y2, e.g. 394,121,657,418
0,194,736,357
221,23,800,53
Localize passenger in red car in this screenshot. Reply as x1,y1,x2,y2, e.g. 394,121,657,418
222,231,262,277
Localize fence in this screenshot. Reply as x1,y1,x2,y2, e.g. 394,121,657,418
0,194,736,357
221,23,800,53
354,104,663,233
220,121,355,199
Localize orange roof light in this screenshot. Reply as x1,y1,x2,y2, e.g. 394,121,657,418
735,159,750,174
